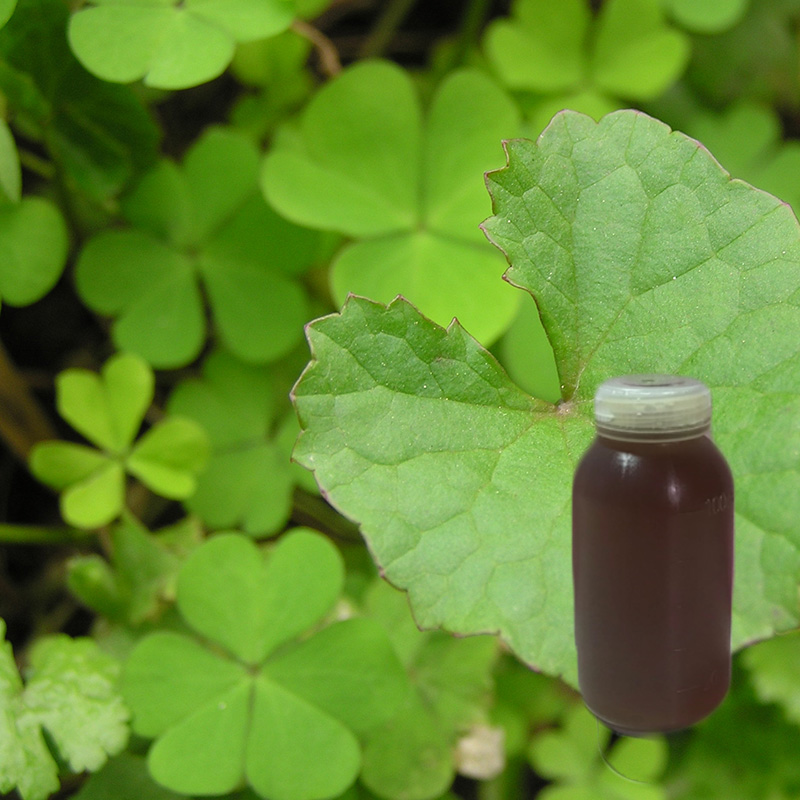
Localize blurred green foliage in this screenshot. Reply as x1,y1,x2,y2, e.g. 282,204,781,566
0,0,796,798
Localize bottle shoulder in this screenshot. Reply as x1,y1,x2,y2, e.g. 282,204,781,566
573,434,733,511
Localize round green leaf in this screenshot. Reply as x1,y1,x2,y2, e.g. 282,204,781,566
104,353,156,451
262,60,421,237
591,0,690,100
167,351,297,535
148,681,251,795
663,0,749,33
742,632,800,726
56,352,153,454
61,459,125,529
200,255,308,363
188,0,295,43
76,230,205,368
293,110,800,683
483,0,589,93
30,441,109,491
126,417,209,499
182,127,262,245
79,128,314,369
68,0,292,90
247,677,361,800
361,694,453,800
264,62,520,346
0,0,16,29
122,160,191,244
0,197,68,306
422,70,521,243
167,350,276,449
122,632,248,738
176,530,344,665
262,618,409,735
184,443,294,535
0,119,20,203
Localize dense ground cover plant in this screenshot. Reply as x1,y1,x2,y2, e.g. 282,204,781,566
1,1,800,799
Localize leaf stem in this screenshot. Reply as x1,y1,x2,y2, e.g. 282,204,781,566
18,149,55,180
0,338,58,463
291,488,362,542
451,0,492,67
0,522,92,543
292,19,342,77
358,0,418,58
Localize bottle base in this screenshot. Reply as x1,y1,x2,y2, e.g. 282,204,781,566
594,714,686,738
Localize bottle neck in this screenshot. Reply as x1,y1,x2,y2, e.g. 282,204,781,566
595,422,711,444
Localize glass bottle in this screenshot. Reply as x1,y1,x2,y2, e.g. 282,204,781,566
572,375,734,736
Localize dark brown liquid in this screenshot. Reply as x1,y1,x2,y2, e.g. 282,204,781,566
572,432,734,736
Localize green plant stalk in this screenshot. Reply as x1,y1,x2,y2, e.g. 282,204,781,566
358,0,418,58
451,0,492,67
0,523,93,543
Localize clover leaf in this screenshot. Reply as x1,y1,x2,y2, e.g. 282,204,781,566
262,60,521,346
686,0,800,110
0,115,68,307
29,353,209,529
292,109,800,684
122,530,409,800
167,350,302,537
0,0,14,28
681,100,800,213
68,0,295,90
529,704,668,796
67,515,192,625
76,127,317,368
661,0,750,33
0,0,159,205
230,31,315,141
741,632,800,726
484,0,689,131
360,580,497,800
0,619,129,800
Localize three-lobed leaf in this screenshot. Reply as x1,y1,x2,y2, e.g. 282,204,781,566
167,350,301,536
360,580,497,800
484,0,689,132
292,109,800,685
30,353,209,528
122,530,409,800
262,60,521,346
77,127,316,368
0,0,159,204
67,516,184,625
68,0,295,90
529,703,668,795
